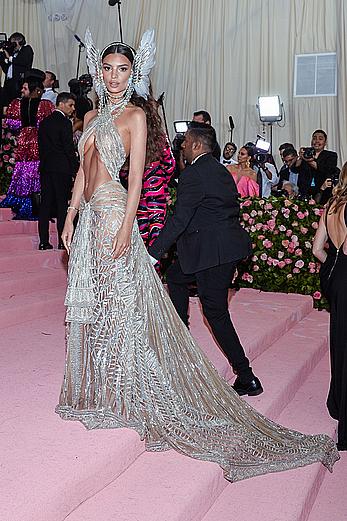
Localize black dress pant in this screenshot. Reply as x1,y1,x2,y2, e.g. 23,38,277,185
38,172,71,245
166,260,253,381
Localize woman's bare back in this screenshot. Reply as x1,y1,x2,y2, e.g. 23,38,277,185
326,202,347,250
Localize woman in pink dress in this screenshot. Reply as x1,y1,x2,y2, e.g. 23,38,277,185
227,145,259,198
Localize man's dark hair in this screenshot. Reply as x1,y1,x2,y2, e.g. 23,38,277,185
282,147,297,158
279,142,294,151
187,124,216,152
56,92,76,106
9,32,26,46
193,110,211,124
312,129,327,140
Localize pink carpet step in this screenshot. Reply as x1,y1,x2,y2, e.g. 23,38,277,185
308,452,347,521
242,309,329,419
0,249,66,272
0,285,66,328
65,354,337,521
0,207,13,221
201,355,338,521
0,219,55,235
0,265,66,298
190,289,313,380
0,312,145,521
0,232,59,252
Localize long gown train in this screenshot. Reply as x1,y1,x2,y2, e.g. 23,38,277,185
56,117,338,483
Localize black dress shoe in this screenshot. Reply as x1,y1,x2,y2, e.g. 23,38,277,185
38,243,53,250
233,376,263,396
57,242,65,250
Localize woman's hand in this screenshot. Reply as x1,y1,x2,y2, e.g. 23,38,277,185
320,178,332,191
61,220,74,254
112,225,131,259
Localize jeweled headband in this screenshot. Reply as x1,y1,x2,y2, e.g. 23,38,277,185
85,28,156,115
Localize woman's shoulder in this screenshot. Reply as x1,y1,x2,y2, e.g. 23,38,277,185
84,109,97,126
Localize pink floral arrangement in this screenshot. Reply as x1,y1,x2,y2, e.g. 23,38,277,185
0,120,17,195
237,196,327,309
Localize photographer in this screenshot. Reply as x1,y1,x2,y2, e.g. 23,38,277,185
0,32,34,108
296,129,338,204
252,152,279,198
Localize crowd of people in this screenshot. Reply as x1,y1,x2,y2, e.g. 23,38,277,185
0,28,346,475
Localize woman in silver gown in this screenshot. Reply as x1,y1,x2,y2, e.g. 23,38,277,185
56,29,339,483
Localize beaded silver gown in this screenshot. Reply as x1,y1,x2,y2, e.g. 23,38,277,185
56,111,339,483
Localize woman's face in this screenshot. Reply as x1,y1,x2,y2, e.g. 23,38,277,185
102,52,132,95
238,147,250,163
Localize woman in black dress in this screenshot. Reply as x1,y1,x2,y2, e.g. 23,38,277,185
313,162,347,450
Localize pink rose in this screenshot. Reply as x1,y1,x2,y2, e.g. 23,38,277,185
248,218,255,225
267,219,276,231
287,273,293,278
312,222,319,229
257,210,263,216
243,213,250,221
278,251,284,259
264,203,273,210
241,199,252,207
3,144,10,150
297,211,305,219
282,208,290,218
252,255,258,262
250,225,256,232
253,265,260,272
309,268,316,274
308,199,315,205
258,235,265,240
255,223,263,230
272,259,279,266
278,261,286,269
292,221,298,227
272,210,279,217
293,268,300,274
300,226,308,235
285,258,292,265
279,225,286,232
282,240,289,248
313,291,321,299
305,241,312,249
258,199,265,206
313,208,323,216
292,204,299,212
286,229,293,237
295,260,304,269
3,154,9,161
260,253,268,261
250,210,257,217
295,248,302,256
263,239,273,249
273,230,279,235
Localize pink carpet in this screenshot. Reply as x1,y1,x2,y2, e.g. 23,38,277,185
0,209,345,521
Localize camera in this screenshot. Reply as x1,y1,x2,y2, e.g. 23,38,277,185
68,74,93,98
0,40,17,55
254,153,268,164
302,147,315,160
172,120,190,154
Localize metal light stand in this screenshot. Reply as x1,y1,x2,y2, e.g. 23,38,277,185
157,92,171,145
109,0,124,42
76,42,84,79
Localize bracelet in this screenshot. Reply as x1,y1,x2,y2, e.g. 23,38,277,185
67,206,79,212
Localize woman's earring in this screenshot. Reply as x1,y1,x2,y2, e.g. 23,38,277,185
246,158,251,168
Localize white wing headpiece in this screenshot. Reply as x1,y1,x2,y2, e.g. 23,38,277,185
85,28,156,115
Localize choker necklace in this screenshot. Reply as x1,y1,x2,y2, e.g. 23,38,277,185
108,91,125,100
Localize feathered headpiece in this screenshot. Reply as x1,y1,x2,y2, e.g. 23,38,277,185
85,28,156,116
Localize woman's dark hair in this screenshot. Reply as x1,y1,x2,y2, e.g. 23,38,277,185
101,45,167,165
328,162,347,213
102,43,135,63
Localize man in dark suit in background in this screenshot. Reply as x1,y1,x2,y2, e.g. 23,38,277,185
0,32,34,108
38,92,79,250
149,125,263,396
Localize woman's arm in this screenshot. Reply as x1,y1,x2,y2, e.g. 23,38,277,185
112,108,147,259
61,166,85,253
312,213,328,263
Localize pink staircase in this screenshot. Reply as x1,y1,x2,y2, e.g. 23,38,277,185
0,209,345,521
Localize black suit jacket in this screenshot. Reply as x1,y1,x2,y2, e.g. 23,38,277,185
148,154,252,274
0,45,34,82
38,111,79,176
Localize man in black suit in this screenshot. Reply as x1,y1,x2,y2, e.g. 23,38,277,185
38,92,79,250
0,32,34,107
149,126,263,396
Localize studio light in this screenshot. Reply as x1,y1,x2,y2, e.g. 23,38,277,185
257,96,283,123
